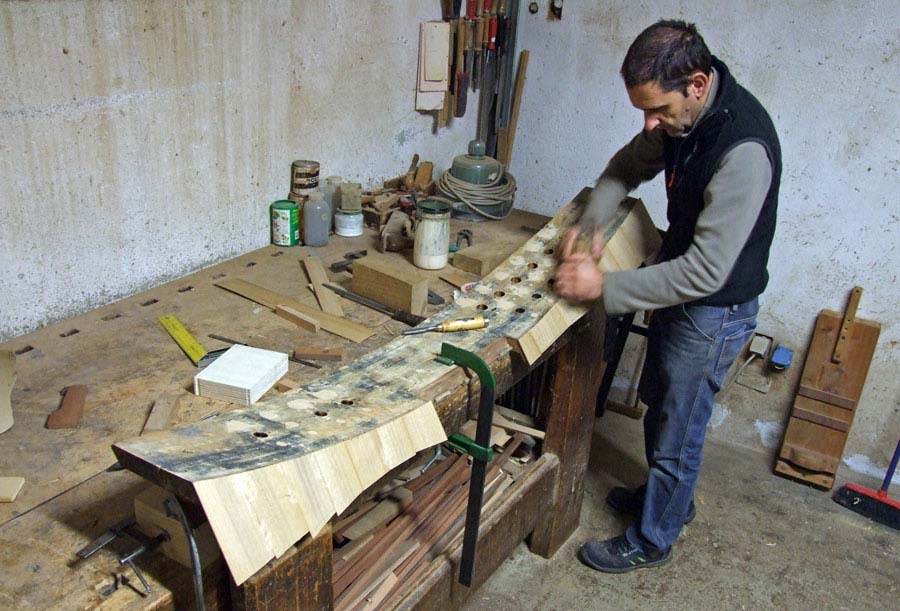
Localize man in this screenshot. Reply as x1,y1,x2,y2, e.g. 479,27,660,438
554,20,781,572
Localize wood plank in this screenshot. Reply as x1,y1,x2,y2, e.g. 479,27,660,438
351,256,428,317
46,385,88,429
275,304,321,334
791,395,852,432
797,384,855,410
798,310,880,407
141,393,182,434
438,269,478,291
216,278,374,343
0,350,14,434
303,255,344,316
779,416,845,474
498,49,529,167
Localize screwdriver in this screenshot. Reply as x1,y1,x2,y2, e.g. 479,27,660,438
402,315,489,335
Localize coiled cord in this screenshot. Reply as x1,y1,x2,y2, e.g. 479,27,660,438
437,168,517,220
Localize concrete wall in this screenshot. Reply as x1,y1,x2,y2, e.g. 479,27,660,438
1,0,474,337
513,2,899,473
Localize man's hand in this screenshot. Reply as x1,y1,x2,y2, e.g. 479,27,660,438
554,227,605,302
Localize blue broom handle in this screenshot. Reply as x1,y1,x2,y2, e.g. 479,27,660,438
882,437,900,493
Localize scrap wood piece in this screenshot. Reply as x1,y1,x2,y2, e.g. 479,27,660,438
216,278,373,343
46,384,88,429
0,350,14,434
451,245,506,277
142,393,183,435
274,377,300,393
275,304,321,334
303,256,344,316
351,256,429,317
476,411,545,440
0,476,24,502
112,189,658,586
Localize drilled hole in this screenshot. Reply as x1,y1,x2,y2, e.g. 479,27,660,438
245,262,257,267
315,410,329,416
60,329,80,338
532,293,542,300
340,399,354,406
178,285,193,293
101,313,122,321
253,431,268,438
14,345,33,355
494,290,506,298
141,299,158,306
212,273,227,279
510,277,522,284
476,304,488,311
544,248,555,255
271,251,284,257
547,278,556,286
527,262,538,269
515,307,526,314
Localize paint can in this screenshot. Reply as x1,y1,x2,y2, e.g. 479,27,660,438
334,208,363,237
291,160,320,195
270,199,300,246
413,198,451,270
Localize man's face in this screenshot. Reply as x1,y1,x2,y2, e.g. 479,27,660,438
626,73,708,137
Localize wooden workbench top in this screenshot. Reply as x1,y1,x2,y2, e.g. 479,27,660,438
0,209,548,608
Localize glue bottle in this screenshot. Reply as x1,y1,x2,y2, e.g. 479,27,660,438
303,191,330,247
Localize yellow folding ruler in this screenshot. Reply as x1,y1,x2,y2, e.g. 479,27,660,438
158,315,210,366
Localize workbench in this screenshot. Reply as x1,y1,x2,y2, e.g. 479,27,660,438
0,207,607,609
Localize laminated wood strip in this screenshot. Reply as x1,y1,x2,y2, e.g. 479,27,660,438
113,190,659,586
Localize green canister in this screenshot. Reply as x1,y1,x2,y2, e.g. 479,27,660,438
270,199,300,246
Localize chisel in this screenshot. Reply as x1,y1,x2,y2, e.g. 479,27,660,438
402,315,489,335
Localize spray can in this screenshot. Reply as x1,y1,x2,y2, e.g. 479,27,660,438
270,199,300,246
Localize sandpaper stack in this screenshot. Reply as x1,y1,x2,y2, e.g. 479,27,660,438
193,345,288,406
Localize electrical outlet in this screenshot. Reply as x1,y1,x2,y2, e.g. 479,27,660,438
748,333,773,358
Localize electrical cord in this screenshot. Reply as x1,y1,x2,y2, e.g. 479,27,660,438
437,167,517,220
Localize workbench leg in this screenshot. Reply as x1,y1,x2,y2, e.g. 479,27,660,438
231,526,333,611
529,316,605,558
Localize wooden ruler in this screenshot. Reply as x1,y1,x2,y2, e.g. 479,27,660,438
159,315,207,366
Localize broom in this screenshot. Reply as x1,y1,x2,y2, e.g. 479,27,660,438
833,436,900,531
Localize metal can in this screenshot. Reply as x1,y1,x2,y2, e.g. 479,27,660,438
291,160,320,195
270,199,300,246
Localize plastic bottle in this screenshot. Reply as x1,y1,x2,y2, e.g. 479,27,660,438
323,176,342,228
303,191,330,247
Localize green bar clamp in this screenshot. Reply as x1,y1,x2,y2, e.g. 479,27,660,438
440,342,498,586
447,433,493,462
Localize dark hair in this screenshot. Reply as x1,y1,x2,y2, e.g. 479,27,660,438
620,20,712,93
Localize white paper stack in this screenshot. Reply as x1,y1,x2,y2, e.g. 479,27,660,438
194,345,288,406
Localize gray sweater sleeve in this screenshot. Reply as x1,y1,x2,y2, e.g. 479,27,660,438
602,141,773,315
580,129,665,230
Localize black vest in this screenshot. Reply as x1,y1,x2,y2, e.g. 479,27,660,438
660,57,781,306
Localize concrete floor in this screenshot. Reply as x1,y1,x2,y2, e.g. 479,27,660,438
464,412,900,611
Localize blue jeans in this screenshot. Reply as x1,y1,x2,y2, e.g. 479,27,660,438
625,298,759,553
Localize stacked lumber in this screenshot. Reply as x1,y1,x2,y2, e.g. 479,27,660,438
331,433,530,610
193,345,288,406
